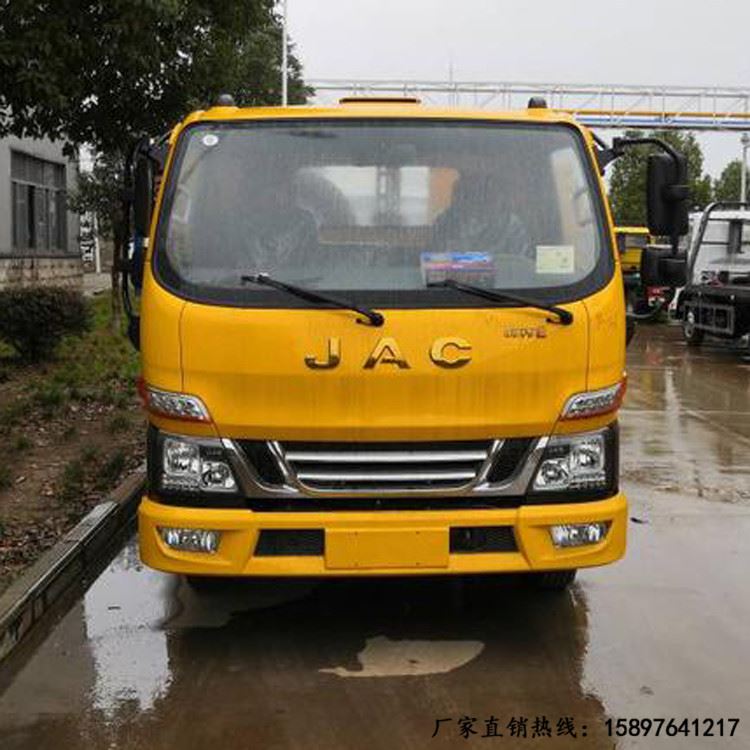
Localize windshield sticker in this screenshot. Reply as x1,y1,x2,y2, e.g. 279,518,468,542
420,252,495,286
201,133,219,147
536,245,575,274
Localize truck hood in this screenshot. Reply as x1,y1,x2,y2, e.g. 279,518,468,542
178,303,589,440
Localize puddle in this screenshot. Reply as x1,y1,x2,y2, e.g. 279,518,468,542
319,634,484,677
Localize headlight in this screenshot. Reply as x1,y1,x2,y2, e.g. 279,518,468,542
160,435,237,493
531,426,617,494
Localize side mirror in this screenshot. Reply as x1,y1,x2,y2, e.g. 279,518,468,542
647,153,689,238
641,245,687,287
133,152,153,236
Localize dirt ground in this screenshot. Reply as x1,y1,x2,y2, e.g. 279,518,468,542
0,296,143,593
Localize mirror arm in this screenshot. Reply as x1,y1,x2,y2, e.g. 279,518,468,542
595,147,619,173
611,136,682,164
592,133,618,173
596,135,685,178
132,133,168,169
119,132,168,350
118,137,153,351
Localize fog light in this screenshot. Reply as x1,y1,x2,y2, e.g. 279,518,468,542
158,527,221,554
550,522,609,548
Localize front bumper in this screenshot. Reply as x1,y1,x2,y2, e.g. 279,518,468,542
138,492,627,577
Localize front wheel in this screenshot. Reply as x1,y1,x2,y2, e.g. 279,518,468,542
683,311,705,347
528,570,577,591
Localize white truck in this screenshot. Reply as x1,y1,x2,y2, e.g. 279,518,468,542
675,202,750,346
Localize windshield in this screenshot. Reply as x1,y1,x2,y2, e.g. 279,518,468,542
692,216,750,285
616,232,648,252
155,120,611,306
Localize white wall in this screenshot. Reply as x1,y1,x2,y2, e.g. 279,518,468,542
0,135,82,287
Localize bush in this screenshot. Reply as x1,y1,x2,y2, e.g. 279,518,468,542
58,459,84,503
0,287,91,361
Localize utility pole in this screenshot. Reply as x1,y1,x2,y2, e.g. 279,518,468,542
281,0,288,106
741,133,750,204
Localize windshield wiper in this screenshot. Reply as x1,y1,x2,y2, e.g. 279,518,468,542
427,279,573,325
241,274,384,327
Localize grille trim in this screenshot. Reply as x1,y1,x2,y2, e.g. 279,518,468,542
222,436,549,500
285,450,489,464
236,440,286,485
487,438,536,484
297,469,478,482
281,440,493,493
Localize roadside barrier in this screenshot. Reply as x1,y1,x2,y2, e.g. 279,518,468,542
0,469,145,664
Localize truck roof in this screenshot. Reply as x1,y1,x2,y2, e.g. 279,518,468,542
171,101,589,143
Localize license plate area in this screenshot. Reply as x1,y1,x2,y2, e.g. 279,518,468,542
325,528,448,570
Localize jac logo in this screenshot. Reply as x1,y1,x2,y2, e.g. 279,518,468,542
305,337,472,370
503,326,547,339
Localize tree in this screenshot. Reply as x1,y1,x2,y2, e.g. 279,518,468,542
69,154,126,242
67,154,128,323
608,130,713,227
1,1,309,323
713,160,749,203
0,1,310,152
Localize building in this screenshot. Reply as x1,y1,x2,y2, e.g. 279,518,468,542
0,136,81,288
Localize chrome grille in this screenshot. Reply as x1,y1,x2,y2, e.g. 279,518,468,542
279,441,494,493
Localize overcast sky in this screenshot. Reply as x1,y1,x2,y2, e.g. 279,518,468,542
288,0,750,179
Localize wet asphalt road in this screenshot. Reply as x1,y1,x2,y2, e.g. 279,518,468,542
1,324,749,750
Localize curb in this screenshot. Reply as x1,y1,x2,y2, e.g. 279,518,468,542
0,469,145,663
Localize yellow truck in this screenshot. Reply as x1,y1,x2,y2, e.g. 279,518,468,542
125,97,689,590
616,226,650,275
615,226,675,316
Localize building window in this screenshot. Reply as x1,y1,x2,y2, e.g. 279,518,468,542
10,151,68,253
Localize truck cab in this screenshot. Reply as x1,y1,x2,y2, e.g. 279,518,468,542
128,99,686,589
677,203,750,346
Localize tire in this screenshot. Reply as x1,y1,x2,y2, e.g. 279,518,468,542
683,311,705,347
626,288,650,316
529,569,577,591
625,288,636,315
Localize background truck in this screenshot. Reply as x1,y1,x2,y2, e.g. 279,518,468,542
122,98,689,591
676,202,750,346
616,225,675,317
